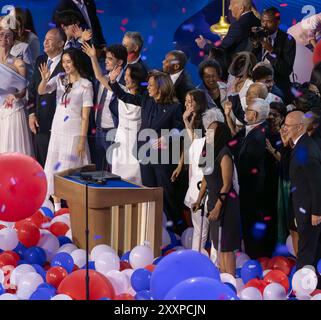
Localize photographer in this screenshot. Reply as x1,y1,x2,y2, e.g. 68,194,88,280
251,7,296,104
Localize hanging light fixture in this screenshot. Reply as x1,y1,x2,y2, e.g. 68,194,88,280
210,0,231,37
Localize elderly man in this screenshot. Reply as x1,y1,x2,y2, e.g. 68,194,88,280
284,111,321,269
231,98,270,258
195,0,260,65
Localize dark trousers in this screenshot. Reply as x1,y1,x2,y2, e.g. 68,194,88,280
296,217,321,269
140,163,179,223
34,132,51,168
95,128,115,171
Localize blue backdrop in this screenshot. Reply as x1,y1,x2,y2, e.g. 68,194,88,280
1,0,320,83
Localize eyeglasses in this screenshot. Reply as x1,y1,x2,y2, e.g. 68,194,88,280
282,122,303,128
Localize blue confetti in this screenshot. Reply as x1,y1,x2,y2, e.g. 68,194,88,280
64,116,69,122
94,235,103,240
54,162,61,171
181,23,195,32
141,55,147,61
147,35,154,44
41,101,47,107
299,207,306,214
290,186,297,193
276,140,282,146
140,82,148,87
48,22,56,28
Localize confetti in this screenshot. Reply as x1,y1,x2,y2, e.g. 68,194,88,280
69,155,79,162
292,19,297,26
251,168,258,175
276,140,282,146
214,40,222,47
120,26,126,33
199,50,205,57
41,101,47,107
290,186,297,193
228,139,238,147
94,235,103,240
264,216,272,221
10,178,16,185
147,35,154,44
182,7,186,14
261,128,266,133
254,222,266,231
299,207,306,214
54,162,61,171
121,18,129,25
91,128,97,135
96,9,105,14
291,87,303,98
181,23,194,32
48,22,56,28
166,220,174,227
0,204,6,213
229,192,237,199
141,55,147,61
64,116,69,122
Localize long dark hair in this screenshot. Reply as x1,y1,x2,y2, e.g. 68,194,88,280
212,121,232,160
186,89,207,131
126,63,148,95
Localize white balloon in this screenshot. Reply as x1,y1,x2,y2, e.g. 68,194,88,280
220,273,237,288
129,245,154,269
180,227,194,249
286,235,296,257
95,252,120,275
235,278,244,296
65,229,72,240
121,268,134,284
10,265,36,286
90,244,116,262
162,212,167,228
51,294,73,300
0,293,18,300
263,283,287,300
71,249,87,268
0,269,4,285
41,199,54,213
162,228,171,247
311,294,321,300
50,214,71,227
292,267,318,296
0,228,19,251
17,272,43,300
236,252,250,269
57,243,78,254
37,230,60,261
106,270,129,295
240,287,263,300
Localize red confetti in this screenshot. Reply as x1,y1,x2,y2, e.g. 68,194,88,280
214,40,222,47
120,26,126,33
228,139,238,147
251,168,258,175
91,128,96,135
279,3,288,7
121,18,129,25
261,128,266,133
292,19,297,26
229,192,237,199
264,216,272,221
96,9,104,14
199,50,205,57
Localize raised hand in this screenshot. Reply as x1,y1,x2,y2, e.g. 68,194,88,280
71,24,83,39
109,65,122,82
38,63,50,82
81,29,93,42
82,42,97,58
195,35,208,49
224,100,232,116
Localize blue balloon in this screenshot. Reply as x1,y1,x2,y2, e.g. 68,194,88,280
32,264,47,281
235,267,242,278
121,251,130,262
153,257,163,265
51,252,74,273
30,288,55,300
131,269,152,292
24,247,46,266
13,242,27,259
99,297,111,300
150,250,220,300
241,260,263,284
0,284,5,295
224,282,237,294
81,261,96,270
164,277,239,300
57,236,72,247
135,290,152,300
317,259,321,275
37,283,56,293
17,260,28,265
41,207,54,219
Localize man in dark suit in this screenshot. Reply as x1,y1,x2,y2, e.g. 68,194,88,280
284,111,321,269
122,31,149,74
231,98,270,258
195,0,260,65
28,28,66,167
162,50,195,107
252,7,296,104
53,0,106,49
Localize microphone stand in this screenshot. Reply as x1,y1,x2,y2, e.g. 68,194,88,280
85,181,90,300
197,181,208,253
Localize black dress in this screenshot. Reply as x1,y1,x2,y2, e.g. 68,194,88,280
203,146,241,252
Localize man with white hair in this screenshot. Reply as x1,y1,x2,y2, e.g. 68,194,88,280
231,98,270,258
195,0,260,65
284,111,321,269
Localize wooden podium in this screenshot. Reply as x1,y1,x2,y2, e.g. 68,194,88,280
54,165,163,256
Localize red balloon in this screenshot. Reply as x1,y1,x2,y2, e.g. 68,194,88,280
264,270,290,293
0,253,17,268
119,261,131,271
49,222,69,237
58,270,115,300
287,257,296,269
72,265,79,272
145,264,156,272
16,222,40,248
268,256,291,276
311,289,321,296
0,225,6,230
257,257,270,270
54,208,70,217
25,211,48,228
0,153,47,222
114,294,134,300
3,251,20,263
43,262,51,271
46,266,68,288
244,278,267,295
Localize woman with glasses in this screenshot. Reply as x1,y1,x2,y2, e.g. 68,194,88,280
38,48,93,210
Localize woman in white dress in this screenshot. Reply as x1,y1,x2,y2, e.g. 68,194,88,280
38,48,93,210
0,26,32,155
82,42,148,184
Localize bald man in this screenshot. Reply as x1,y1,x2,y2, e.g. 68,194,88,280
195,0,260,66
284,111,321,269
28,28,66,167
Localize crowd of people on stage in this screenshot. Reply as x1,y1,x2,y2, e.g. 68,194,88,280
2,0,321,276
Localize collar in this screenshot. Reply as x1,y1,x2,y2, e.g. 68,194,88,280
292,133,305,147
245,121,264,137
48,52,62,63
73,0,84,5
128,54,141,65
241,11,251,17
269,30,278,41
170,69,183,85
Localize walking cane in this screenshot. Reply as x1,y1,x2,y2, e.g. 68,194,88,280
217,192,228,269
197,181,208,253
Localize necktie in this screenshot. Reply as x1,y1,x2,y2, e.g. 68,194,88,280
96,87,108,129
47,58,53,70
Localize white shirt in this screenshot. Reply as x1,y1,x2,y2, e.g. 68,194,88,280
47,53,62,75
72,0,92,29
170,70,183,85
263,30,278,62
293,133,305,146
129,55,141,65
245,121,264,137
